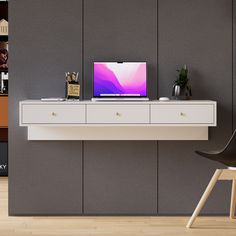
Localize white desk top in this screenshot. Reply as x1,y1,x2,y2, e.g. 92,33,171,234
20,100,216,105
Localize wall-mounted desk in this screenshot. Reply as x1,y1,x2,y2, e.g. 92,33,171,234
19,100,217,140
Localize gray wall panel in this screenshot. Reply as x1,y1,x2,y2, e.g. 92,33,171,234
84,141,157,214
9,142,83,215
83,0,158,214
9,0,83,215
158,0,232,214
83,0,158,99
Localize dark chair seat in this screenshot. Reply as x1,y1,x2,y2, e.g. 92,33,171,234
195,129,236,167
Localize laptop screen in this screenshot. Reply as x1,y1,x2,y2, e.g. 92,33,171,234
93,62,147,98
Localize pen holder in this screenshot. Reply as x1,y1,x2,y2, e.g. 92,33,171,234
65,72,80,100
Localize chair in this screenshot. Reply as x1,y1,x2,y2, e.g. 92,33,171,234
186,129,236,228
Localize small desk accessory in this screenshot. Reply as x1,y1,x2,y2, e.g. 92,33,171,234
41,98,65,102
159,97,170,101
172,64,192,100
65,72,80,100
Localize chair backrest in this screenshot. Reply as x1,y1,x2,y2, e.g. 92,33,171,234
223,129,236,154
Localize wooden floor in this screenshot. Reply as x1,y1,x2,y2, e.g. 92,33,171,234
1,178,236,236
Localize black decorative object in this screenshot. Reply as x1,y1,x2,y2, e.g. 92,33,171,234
172,64,192,100
196,129,236,167
0,142,8,176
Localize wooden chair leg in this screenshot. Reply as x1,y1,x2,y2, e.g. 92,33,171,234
186,169,222,228
230,180,236,219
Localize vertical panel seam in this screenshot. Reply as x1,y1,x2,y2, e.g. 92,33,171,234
82,0,85,215
156,140,158,215
82,0,85,100
156,0,159,216
82,141,84,214
233,0,234,133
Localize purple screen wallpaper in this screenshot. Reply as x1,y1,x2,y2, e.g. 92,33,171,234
93,62,147,97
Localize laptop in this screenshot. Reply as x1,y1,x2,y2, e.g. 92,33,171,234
91,62,149,101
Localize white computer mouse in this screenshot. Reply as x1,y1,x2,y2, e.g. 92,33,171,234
159,97,170,101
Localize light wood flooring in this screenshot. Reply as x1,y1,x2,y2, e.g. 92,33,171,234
0,177,236,236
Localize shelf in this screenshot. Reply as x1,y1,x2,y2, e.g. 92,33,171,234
0,68,8,73
0,128,7,142
0,36,8,41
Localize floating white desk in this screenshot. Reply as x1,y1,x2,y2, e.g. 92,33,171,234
19,100,217,140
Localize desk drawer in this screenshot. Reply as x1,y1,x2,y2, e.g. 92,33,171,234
87,105,149,124
151,104,214,124
22,104,86,124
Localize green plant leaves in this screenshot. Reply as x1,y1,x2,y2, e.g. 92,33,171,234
175,65,189,87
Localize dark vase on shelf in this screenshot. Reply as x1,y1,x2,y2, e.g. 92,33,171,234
172,83,192,100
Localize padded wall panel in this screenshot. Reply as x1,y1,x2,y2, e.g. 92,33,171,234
84,141,157,214
83,0,158,215
83,0,158,100
9,0,83,215
158,0,232,214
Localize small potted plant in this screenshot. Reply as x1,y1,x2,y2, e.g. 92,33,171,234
172,64,192,100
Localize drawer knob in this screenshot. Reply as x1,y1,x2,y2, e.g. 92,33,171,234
180,112,186,117
51,112,57,116
116,112,122,117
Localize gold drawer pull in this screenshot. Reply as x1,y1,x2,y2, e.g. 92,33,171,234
51,112,57,116
180,112,186,117
116,112,122,117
